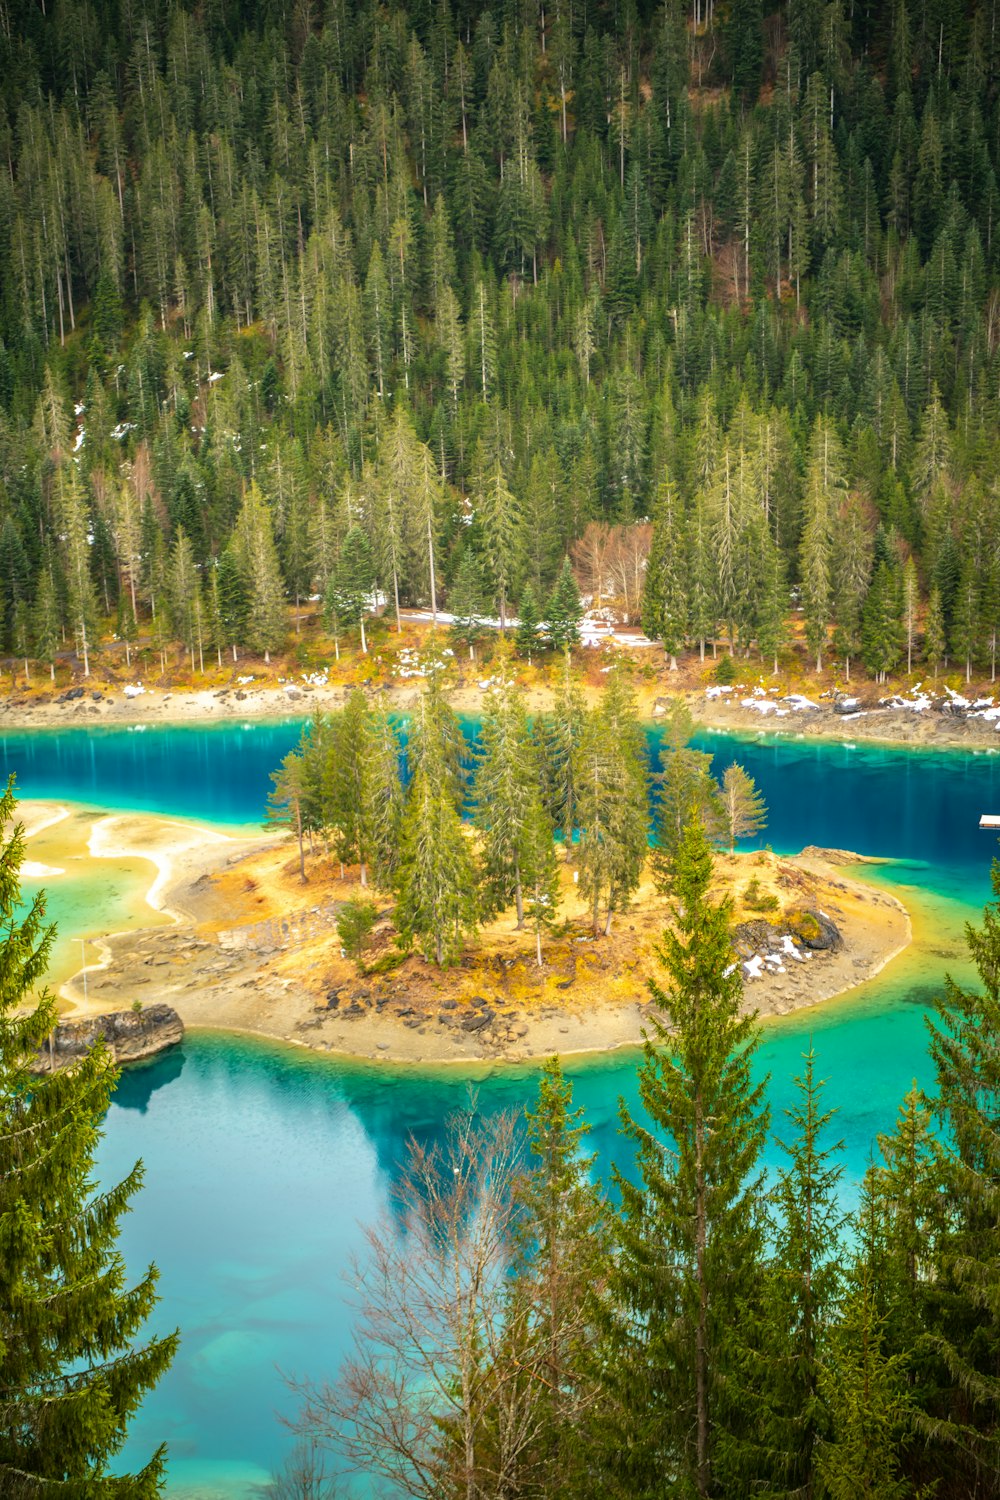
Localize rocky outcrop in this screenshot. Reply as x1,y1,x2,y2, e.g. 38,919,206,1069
31,1004,184,1074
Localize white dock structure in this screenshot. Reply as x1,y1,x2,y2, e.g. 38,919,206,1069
980,815,1000,829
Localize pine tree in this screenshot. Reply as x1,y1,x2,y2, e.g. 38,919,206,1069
474,664,536,926
757,1048,846,1498
515,583,541,660
537,655,587,841
719,763,767,854
643,480,689,670
216,548,249,663
364,703,405,891
652,700,721,881
32,569,61,683
323,688,374,883
520,799,560,967
394,756,478,969
448,550,490,661
817,1181,912,1500
0,777,177,1494
604,818,770,1499
915,859,1000,1485
861,562,903,684
512,1059,607,1488
922,583,944,676
547,559,582,654
394,682,477,966
329,526,376,653
233,484,286,663
572,672,648,935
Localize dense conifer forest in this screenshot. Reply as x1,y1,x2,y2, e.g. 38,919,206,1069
5,0,1000,680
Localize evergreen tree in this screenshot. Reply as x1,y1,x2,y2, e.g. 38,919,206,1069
32,569,61,683
394,683,477,966
719,763,767,854
514,583,541,660
572,672,648,935
448,549,490,660
0,778,177,1494
512,1059,607,1488
861,562,903,684
474,664,536,925
520,799,561,967
924,585,946,676
329,526,376,653
915,859,1000,1486
757,1048,845,1499
603,818,770,1498
547,559,582,654
363,704,405,891
643,480,689,670
233,484,286,663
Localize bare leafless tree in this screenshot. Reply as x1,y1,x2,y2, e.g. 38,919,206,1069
291,1106,553,1500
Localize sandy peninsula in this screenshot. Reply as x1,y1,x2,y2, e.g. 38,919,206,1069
38,800,911,1066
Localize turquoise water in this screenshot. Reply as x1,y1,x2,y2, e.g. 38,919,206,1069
4,719,999,1491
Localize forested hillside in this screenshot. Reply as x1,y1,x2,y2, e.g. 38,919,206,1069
1,0,999,680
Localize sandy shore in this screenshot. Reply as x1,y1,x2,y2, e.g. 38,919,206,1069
47,806,911,1065
4,667,1000,754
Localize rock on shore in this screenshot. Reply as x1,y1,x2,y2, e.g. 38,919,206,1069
31,1003,184,1074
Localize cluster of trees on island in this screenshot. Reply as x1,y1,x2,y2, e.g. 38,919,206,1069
267,664,767,964
285,820,1000,1500
6,1,1000,684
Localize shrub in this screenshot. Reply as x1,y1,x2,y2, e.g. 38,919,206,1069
743,876,779,914
336,899,379,965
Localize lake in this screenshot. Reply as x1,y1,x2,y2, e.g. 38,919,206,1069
2,717,997,1494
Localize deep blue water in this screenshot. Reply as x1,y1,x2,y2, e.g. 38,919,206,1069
2,718,999,904
4,717,999,1492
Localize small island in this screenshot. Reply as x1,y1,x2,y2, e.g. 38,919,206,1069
48,806,909,1066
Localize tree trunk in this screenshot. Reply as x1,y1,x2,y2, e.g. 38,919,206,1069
296,799,306,883
360,614,367,653
536,924,543,967
428,516,438,625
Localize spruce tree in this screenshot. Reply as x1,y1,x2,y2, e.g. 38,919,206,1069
604,818,770,1498
0,778,177,1495
512,1059,608,1492
474,664,536,925
363,703,405,892
233,484,286,664
519,799,560,967
915,859,1000,1485
547,560,583,653
394,682,477,966
572,673,649,935
719,763,767,854
32,570,61,683
447,549,490,660
329,526,376,654
536,655,587,842
514,583,541,660
757,1048,846,1499
924,585,946,676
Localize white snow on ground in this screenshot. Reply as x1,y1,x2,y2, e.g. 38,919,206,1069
780,934,804,961
207,370,224,383
740,697,790,716
72,428,85,452
743,955,766,979
705,685,733,698
123,683,145,698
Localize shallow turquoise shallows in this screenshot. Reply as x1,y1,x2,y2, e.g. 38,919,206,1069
3,718,1000,1493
